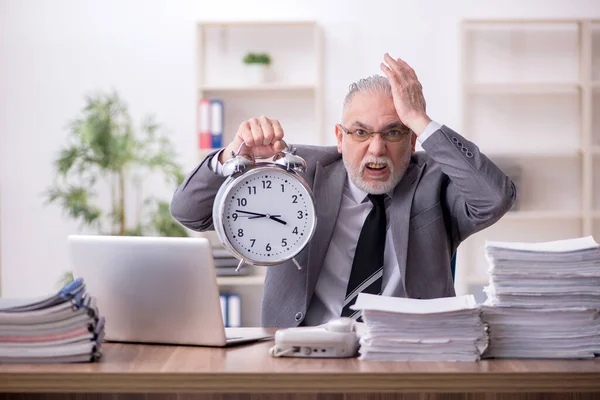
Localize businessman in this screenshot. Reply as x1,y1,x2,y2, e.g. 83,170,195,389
171,53,516,327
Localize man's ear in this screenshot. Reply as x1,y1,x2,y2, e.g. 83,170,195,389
411,132,417,153
335,124,344,154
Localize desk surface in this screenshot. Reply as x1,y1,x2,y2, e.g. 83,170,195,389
1,338,600,393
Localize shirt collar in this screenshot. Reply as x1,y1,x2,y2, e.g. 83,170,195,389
346,176,393,204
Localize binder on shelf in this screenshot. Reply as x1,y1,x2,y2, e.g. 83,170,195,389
219,294,228,328
198,98,212,149
210,99,224,149
227,293,241,328
218,293,242,328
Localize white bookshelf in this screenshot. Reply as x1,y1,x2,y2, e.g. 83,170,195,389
195,21,323,326
201,83,317,92
457,19,600,301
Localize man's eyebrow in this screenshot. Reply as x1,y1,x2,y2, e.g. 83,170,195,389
381,122,407,131
350,121,407,131
350,121,373,130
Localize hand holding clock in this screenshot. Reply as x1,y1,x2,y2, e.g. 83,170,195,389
219,116,287,164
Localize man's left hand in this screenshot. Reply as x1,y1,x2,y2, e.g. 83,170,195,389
380,53,431,136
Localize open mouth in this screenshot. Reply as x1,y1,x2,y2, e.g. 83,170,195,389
365,162,387,171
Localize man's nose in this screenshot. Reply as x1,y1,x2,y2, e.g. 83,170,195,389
367,133,387,156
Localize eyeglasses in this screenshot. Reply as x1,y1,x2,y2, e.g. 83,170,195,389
339,124,411,143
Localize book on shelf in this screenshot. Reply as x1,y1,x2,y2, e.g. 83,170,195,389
210,99,223,148
198,98,211,149
0,277,105,363
198,98,224,149
219,293,241,328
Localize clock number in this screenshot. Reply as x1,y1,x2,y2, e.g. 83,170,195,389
266,243,272,252
280,184,285,192
291,195,298,204
237,229,244,237
262,180,272,189
232,213,238,221
250,239,256,247
236,198,247,206
248,186,256,195
292,227,298,235
297,211,304,219
281,238,288,247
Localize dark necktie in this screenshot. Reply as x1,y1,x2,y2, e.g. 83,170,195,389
341,194,386,319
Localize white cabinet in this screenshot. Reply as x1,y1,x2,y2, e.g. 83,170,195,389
195,21,323,326
458,20,599,299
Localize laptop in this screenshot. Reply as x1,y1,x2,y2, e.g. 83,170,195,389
68,235,272,347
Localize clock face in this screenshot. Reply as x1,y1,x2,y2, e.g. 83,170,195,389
220,166,316,264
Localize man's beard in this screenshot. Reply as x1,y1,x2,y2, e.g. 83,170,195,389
343,154,408,195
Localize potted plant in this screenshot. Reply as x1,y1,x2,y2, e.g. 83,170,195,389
242,52,272,84
45,91,188,285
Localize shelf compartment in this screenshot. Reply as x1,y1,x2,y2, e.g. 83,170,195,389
463,21,580,85
492,157,581,213
217,275,265,286
594,158,600,212
465,91,581,154
501,211,582,221
199,90,318,148
465,83,580,94
484,150,581,159
593,88,600,147
593,23,600,82
198,24,318,88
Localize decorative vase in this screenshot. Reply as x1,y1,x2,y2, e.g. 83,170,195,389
244,64,267,84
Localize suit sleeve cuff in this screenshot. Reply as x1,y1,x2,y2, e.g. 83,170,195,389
417,120,443,144
210,149,225,175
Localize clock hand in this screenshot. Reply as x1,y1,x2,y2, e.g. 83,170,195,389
235,209,267,217
249,214,282,220
268,215,287,225
235,209,286,225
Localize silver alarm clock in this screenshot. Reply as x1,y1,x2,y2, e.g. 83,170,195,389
212,143,317,271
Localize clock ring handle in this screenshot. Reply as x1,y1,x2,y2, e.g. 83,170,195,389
223,140,306,176
221,142,256,177
232,140,299,161
230,140,290,160
272,142,307,173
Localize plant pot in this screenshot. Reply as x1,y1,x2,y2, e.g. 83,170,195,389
244,64,268,84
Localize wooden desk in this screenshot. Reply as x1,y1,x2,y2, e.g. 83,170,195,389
1,338,600,400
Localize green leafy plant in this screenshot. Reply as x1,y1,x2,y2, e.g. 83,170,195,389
242,52,272,66
45,91,188,284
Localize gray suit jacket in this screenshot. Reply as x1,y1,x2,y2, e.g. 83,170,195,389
170,126,516,327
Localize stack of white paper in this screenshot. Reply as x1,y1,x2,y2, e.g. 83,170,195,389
482,236,600,358
351,293,488,361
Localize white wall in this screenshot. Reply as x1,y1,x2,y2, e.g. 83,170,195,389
1,0,598,297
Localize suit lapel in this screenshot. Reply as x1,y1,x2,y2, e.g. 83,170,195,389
304,160,346,308
390,161,424,294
